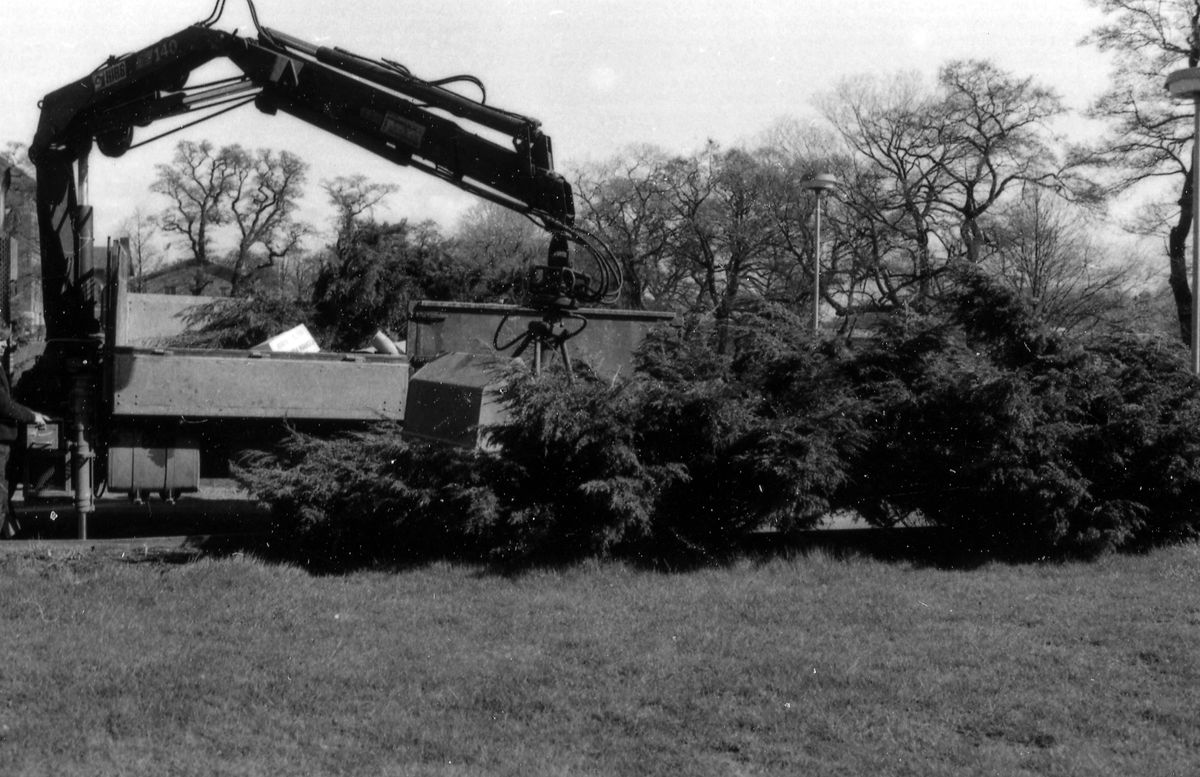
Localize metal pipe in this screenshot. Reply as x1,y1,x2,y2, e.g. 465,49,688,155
801,174,839,339
813,192,823,337
72,426,94,539
69,370,95,538
1192,100,1199,375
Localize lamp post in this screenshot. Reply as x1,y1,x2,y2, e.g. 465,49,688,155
1168,67,1200,375
801,173,839,337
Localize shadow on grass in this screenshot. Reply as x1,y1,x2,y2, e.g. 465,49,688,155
44,509,1130,576
10,490,1138,575
166,525,1017,578
10,518,1121,577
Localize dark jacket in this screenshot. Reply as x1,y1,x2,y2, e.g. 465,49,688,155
0,368,36,443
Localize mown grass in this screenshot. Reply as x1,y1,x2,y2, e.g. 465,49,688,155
1,542,1198,776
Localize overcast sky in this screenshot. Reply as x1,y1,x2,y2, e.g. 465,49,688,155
1,0,1133,243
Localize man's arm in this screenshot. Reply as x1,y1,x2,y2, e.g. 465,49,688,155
0,391,42,426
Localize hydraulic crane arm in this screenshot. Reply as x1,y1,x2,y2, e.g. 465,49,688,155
31,1,619,339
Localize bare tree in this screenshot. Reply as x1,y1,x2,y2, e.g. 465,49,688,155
572,146,675,310
152,140,236,266
117,207,163,292
153,140,313,296
986,187,1137,334
1080,0,1200,342
453,201,546,271
322,175,398,252
708,147,780,324
222,146,311,295
938,60,1067,262
820,60,1067,309
820,71,951,303
648,143,782,352
752,121,863,318
272,248,321,299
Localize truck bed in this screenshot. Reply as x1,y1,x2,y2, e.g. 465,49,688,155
108,346,407,421
107,289,407,421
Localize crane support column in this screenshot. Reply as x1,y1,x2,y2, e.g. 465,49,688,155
68,362,95,537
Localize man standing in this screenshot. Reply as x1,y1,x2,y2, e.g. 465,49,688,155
0,325,49,538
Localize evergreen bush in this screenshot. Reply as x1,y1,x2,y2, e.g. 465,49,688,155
477,362,685,561
236,268,1200,565
235,424,497,565
848,270,1200,555
238,307,868,564
634,306,867,552
171,296,314,349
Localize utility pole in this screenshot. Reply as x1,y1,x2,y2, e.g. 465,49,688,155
802,174,839,337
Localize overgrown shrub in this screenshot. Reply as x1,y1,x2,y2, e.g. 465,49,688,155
1067,334,1200,547
635,306,868,552
235,365,684,565
312,221,421,351
237,269,1200,565
848,270,1200,555
170,219,525,353
238,305,869,564
478,362,685,560
312,219,525,351
170,296,315,349
235,424,497,565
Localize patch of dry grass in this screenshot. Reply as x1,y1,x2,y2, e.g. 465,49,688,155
0,543,1197,775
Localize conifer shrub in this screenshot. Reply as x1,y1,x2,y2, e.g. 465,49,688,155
476,362,686,561
170,296,315,349
236,268,1200,564
237,306,869,564
1066,334,1200,547
633,307,867,553
312,221,420,351
847,270,1200,555
234,365,686,564
235,424,498,565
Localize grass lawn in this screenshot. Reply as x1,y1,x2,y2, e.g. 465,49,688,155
1,540,1198,776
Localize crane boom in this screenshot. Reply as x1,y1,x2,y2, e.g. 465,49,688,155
31,2,618,340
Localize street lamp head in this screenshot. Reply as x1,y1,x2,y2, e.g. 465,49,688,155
802,173,840,192
1167,67,1200,99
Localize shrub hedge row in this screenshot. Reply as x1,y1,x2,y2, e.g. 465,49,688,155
237,271,1200,564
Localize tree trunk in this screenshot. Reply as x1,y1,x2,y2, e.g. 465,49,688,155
1168,165,1194,345
619,251,646,310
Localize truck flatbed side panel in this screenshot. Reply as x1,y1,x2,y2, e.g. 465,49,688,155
119,293,224,348
110,348,407,420
409,301,674,379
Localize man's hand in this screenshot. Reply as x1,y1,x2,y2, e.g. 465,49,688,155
31,412,48,429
